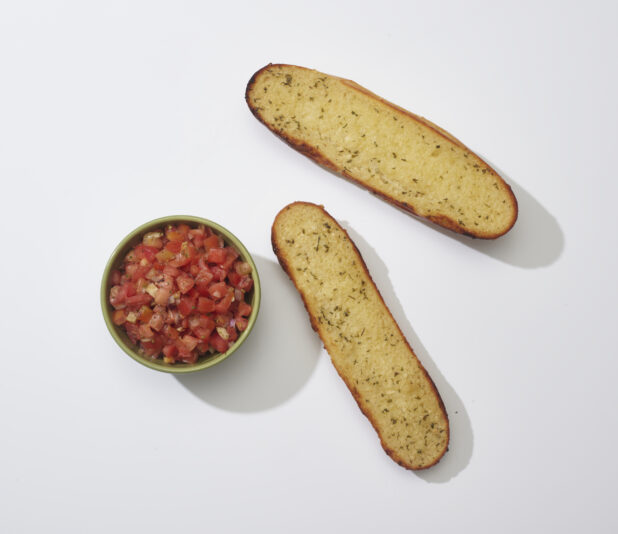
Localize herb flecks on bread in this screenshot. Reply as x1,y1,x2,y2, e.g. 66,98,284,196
272,202,449,470
248,64,517,239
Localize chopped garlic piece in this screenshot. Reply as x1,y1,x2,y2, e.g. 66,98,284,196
216,327,229,340
145,283,158,297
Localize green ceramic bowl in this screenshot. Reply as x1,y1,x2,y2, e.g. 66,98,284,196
101,215,261,373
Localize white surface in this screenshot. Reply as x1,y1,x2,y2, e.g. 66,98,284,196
1,1,617,532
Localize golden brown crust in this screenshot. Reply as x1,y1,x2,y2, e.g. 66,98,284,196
271,201,449,470
248,64,518,239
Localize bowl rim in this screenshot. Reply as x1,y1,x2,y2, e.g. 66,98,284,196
100,215,261,374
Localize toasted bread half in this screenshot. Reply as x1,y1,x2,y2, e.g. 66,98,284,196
272,202,449,470
248,64,517,238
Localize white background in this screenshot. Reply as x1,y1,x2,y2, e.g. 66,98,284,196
1,1,617,532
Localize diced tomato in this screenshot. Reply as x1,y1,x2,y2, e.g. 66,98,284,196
132,244,156,263
163,265,181,277
168,242,195,268
112,309,126,325
183,242,197,260
138,305,153,323
222,248,240,270
190,233,204,249
165,240,182,253
211,265,227,282
130,245,144,261
203,235,221,250
215,290,234,313
154,288,171,306
198,266,214,280
208,281,227,300
188,226,205,240
176,274,195,294
197,297,215,313
158,275,175,292
141,246,159,263
149,312,165,331
237,300,252,317
124,249,138,263
177,224,191,238
125,293,152,308
125,263,138,278
227,271,241,287
235,317,249,332
193,327,212,341
202,315,216,331
155,248,176,263
142,335,164,358
169,253,190,268
187,316,199,331
166,226,184,242
163,324,180,340
122,282,137,298
162,344,178,361
174,339,194,363
195,271,214,295
166,310,182,326
226,325,238,343
187,287,200,300
210,332,229,353
143,268,159,282
178,296,195,316
109,285,126,309
188,315,215,337
139,324,154,340
132,264,151,282
237,276,253,292
143,231,163,249
233,289,244,305
135,279,148,295
197,255,209,271
207,247,226,264
181,335,199,352
178,350,198,364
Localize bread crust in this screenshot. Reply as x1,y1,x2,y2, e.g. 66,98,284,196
248,64,518,239
272,201,449,470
